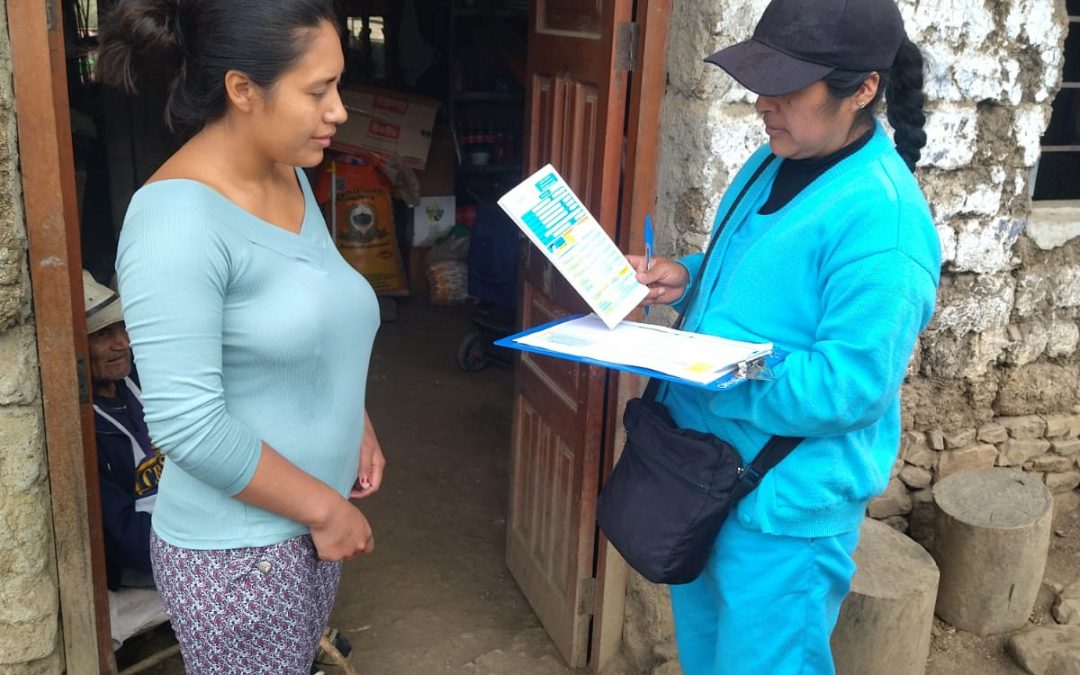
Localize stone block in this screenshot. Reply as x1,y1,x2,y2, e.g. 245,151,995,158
1026,455,1076,473
1046,320,1080,358
901,432,936,469
1007,625,1080,675
899,465,933,490
0,489,52,555
1005,320,1049,366
1053,439,1080,457
650,661,681,675
997,364,1080,417
932,273,1014,335
911,488,935,504
0,574,56,665
1044,414,1074,439
922,326,1010,381
1054,582,1080,625
0,575,55,625
1071,414,1080,438
1015,104,1053,164
0,286,24,332
890,456,903,479
867,478,912,519
1052,265,1080,309
1046,471,1080,494
943,428,976,450
998,439,1052,467
1027,202,1080,250
927,429,945,451
937,445,997,478
881,516,909,533
1014,270,1051,317
976,423,1008,444
917,103,978,170
1054,491,1080,523
0,325,39,406
0,409,45,491
954,220,1019,275
0,648,63,675
998,415,1048,439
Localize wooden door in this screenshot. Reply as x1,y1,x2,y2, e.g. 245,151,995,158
505,0,633,667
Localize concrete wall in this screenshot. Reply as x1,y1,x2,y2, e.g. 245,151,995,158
625,0,1078,672
0,4,64,673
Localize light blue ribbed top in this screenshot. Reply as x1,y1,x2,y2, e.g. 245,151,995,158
116,169,379,550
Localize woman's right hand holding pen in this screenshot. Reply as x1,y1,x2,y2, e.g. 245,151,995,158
626,255,689,307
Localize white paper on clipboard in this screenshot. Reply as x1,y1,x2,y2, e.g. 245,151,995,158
497,165,648,329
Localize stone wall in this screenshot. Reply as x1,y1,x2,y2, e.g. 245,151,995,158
626,0,1078,672
0,3,63,673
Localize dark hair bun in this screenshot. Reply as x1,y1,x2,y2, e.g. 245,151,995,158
96,0,337,133
96,0,184,95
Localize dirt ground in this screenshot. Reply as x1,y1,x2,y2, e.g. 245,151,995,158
116,299,1080,675
117,299,582,675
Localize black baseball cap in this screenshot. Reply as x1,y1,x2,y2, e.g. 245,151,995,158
705,0,906,96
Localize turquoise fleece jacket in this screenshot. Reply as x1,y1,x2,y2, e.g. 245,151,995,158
661,124,941,538
117,169,380,549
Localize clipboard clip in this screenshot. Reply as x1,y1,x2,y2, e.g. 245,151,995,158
735,356,775,382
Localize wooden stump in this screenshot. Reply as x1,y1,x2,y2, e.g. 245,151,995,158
931,468,1053,635
832,518,940,675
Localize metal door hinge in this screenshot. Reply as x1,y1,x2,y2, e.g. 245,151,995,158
577,577,597,615
76,355,89,405
46,0,59,31
616,22,640,73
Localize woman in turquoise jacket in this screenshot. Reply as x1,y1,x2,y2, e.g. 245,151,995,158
630,0,941,672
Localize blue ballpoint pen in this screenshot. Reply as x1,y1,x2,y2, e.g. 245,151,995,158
644,214,654,316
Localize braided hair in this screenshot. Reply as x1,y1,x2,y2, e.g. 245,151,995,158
824,37,928,172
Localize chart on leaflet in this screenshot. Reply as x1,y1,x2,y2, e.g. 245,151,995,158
497,165,648,329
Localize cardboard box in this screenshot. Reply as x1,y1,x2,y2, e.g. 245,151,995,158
334,86,440,170
417,124,456,196
409,196,456,247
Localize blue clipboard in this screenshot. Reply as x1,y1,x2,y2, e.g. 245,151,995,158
494,314,786,391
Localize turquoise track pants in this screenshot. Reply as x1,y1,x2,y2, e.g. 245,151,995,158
669,516,860,675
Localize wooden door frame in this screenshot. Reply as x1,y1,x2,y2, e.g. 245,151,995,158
588,0,672,668
7,1,115,673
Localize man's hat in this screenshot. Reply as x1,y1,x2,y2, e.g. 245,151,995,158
705,0,906,96
83,270,124,335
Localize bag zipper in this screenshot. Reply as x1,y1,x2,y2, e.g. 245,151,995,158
626,434,711,492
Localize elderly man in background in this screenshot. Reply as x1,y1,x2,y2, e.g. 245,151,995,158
84,269,162,591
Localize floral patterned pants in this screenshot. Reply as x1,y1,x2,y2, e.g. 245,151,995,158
150,531,341,674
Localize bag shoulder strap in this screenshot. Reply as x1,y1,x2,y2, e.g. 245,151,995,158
639,152,803,486
732,435,803,499
643,153,777,403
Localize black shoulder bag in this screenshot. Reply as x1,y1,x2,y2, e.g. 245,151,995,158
596,153,803,585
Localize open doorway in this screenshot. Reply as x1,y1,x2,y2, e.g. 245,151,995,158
39,0,669,671
64,0,546,671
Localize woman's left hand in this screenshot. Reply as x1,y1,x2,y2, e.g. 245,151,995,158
351,411,386,499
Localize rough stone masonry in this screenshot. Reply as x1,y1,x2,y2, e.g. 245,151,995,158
0,3,63,673
628,0,1080,672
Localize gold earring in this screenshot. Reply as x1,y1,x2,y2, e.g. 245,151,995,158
857,101,867,109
